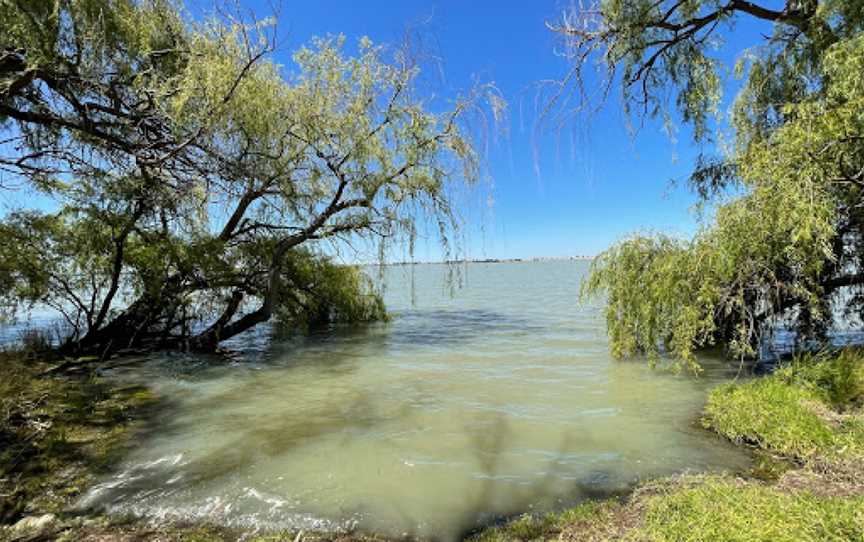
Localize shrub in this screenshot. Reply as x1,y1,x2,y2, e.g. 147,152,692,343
778,349,864,411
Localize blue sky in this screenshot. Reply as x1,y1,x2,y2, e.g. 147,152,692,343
238,0,713,260
211,0,771,261
2,1,778,261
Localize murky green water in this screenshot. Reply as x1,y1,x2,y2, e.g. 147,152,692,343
79,261,750,540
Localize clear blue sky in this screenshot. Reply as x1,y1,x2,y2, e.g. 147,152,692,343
209,0,770,261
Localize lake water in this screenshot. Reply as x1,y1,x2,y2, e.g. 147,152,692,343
77,261,750,540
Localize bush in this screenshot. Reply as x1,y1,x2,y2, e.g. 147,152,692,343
275,249,387,330
778,349,864,411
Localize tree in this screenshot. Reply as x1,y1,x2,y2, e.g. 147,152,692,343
551,1,864,370
0,0,479,357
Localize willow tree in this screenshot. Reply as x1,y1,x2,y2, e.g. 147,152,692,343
0,0,479,356
551,1,864,370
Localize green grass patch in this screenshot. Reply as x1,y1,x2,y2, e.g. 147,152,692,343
704,377,839,458
471,476,864,542
640,477,864,542
704,349,864,461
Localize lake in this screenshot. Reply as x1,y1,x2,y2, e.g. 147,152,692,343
77,260,751,540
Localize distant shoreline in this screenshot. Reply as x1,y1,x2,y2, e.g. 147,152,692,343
367,256,594,266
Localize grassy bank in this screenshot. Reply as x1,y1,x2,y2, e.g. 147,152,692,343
3,350,864,541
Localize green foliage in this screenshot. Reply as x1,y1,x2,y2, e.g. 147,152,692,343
640,477,864,542
0,1,482,352
575,4,864,368
583,155,838,368
581,235,713,371
276,249,386,329
0,211,121,331
704,350,864,460
779,349,864,410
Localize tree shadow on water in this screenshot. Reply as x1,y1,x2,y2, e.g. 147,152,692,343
80,401,636,542
336,413,637,542
446,414,634,542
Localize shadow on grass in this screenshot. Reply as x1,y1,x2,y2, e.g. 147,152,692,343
0,354,172,524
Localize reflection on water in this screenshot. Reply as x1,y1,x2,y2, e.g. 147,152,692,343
77,261,751,540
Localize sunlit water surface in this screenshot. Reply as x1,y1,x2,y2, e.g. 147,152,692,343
76,261,751,540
